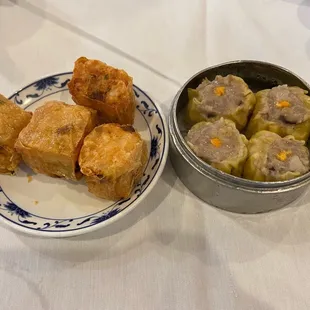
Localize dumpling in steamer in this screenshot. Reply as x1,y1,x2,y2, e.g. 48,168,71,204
244,131,310,182
246,85,310,141
187,75,256,131
185,118,248,176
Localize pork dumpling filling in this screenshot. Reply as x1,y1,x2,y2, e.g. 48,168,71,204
246,85,310,141
244,131,310,182
186,118,248,176
187,75,256,131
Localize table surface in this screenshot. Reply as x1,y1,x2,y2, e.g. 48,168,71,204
1,0,310,309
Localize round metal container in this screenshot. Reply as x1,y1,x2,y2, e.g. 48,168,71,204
169,60,310,214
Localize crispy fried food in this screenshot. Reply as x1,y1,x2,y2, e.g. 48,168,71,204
15,100,97,180
68,57,135,125
0,94,32,174
79,123,147,200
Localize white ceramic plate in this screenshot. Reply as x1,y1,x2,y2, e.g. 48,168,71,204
0,72,168,237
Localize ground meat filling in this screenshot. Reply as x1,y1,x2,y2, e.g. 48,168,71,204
265,138,310,178
196,75,245,118
186,120,241,163
261,85,310,125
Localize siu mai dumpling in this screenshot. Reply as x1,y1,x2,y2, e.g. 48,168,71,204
187,75,256,131
185,118,248,176
246,85,310,141
244,131,310,182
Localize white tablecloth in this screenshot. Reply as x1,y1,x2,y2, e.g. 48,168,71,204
1,0,310,309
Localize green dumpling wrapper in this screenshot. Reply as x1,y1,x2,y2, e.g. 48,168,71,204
246,85,310,141
187,75,256,131
185,118,248,176
243,131,310,182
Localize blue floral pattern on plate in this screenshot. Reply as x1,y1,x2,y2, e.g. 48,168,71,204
0,72,168,237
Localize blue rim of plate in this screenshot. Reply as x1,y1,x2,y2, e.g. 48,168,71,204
0,72,169,237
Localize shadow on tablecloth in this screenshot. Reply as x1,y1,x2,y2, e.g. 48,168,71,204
221,190,310,248
13,158,177,264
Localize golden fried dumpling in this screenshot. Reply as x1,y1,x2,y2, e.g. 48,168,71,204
244,131,310,182
246,85,310,140
79,124,147,200
68,57,135,125
15,100,97,180
0,94,32,174
185,118,248,176
187,75,256,131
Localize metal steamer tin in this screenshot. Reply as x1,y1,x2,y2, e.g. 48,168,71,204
169,60,310,213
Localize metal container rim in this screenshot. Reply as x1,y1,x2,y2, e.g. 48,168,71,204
170,59,310,190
